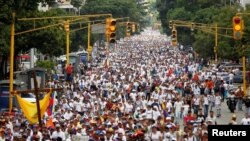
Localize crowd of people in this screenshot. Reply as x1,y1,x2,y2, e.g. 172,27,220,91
1,28,250,141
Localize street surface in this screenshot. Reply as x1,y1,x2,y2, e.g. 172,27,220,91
217,100,245,124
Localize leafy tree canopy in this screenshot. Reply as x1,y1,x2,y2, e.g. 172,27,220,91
156,0,250,61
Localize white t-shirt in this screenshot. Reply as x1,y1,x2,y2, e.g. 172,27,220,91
146,109,153,119
203,96,209,105
193,98,200,106
151,131,162,141
166,101,173,112
229,73,234,80
152,110,161,120
215,96,221,105
182,104,190,115
174,101,183,112
193,87,201,96
74,101,82,112
206,116,217,125
51,130,66,140
241,117,250,125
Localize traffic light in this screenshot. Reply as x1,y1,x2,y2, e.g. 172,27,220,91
126,22,132,37
105,18,111,37
169,21,173,29
233,16,244,40
106,18,116,43
132,23,136,33
109,18,116,43
191,23,194,31
172,29,177,46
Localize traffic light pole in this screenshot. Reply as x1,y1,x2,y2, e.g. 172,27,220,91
243,56,247,96
214,23,218,63
88,22,91,61
233,13,247,96
64,20,70,65
9,12,15,114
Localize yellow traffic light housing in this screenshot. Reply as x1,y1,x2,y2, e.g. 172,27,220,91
132,23,136,33
106,18,116,43
109,19,116,43
126,22,132,37
105,18,111,36
169,21,173,29
191,23,194,31
233,16,244,40
172,29,177,46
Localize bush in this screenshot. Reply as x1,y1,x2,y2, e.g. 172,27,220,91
36,60,55,72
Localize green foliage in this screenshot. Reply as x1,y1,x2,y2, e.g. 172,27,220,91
71,0,83,8
14,9,68,57
82,0,147,26
36,60,55,71
193,31,214,58
156,0,250,61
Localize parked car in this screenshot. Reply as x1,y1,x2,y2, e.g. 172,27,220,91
20,93,37,103
223,75,243,84
218,64,243,71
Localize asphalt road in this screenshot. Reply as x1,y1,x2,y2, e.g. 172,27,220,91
214,83,247,125
216,100,246,125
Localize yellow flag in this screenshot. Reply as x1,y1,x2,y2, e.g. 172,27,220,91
161,103,166,110
16,91,51,124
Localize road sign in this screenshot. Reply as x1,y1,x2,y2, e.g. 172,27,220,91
91,24,105,34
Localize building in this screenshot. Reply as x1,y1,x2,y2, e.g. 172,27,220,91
237,0,250,9
38,0,86,13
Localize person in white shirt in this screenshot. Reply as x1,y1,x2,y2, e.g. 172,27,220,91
241,113,250,125
202,94,209,118
166,99,173,113
193,84,201,97
64,109,73,120
215,93,222,117
174,98,183,123
74,99,82,112
51,124,66,140
182,100,190,118
146,105,153,119
193,96,200,115
149,126,163,141
229,72,234,84
152,106,161,121
206,111,217,125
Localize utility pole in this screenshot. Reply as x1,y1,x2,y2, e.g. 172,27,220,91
9,12,15,114
214,23,218,63
243,53,247,96
64,20,70,64
87,22,91,61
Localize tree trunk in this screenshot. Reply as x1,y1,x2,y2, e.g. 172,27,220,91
0,56,4,80
0,55,7,80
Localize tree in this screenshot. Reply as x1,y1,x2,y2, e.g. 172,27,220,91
156,0,176,33
167,7,192,45
71,0,84,8
155,0,248,61
14,9,67,57
193,31,214,59
82,0,147,31
0,0,42,79
0,1,69,79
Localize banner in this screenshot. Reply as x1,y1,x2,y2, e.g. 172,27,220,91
16,91,51,124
